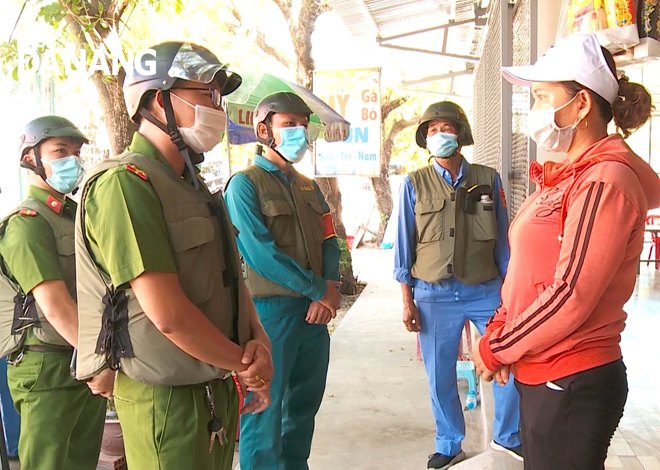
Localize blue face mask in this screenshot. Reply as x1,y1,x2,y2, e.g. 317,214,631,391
44,156,85,194
427,132,459,158
275,126,310,163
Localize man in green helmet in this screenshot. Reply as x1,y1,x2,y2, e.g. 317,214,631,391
74,42,273,470
224,91,342,470
394,102,521,469
0,115,111,469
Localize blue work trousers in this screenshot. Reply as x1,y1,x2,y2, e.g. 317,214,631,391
0,357,19,458
239,297,330,470
417,296,521,457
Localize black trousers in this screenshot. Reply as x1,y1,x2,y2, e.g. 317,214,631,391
515,359,628,470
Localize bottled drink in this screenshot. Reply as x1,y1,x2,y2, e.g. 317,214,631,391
466,390,478,410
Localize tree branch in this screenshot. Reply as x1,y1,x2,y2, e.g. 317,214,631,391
272,0,293,21
253,28,296,70
381,96,408,121
390,118,416,138
229,0,242,24
114,0,130,25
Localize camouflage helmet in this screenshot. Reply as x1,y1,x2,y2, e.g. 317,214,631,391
415,101,474,149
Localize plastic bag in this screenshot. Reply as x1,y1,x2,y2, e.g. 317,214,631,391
557,0,640,52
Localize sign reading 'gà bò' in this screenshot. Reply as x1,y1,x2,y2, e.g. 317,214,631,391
313,68,381,177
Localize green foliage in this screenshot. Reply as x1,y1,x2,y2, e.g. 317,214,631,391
38,2,67,29
1,0,189,81
0,40,19,79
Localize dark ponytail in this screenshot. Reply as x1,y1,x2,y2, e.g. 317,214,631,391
612,74,653,138
561,47,653,138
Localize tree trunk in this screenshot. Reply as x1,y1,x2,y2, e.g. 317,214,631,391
262,0,358,293
292,2,357,293
370,118,415,245
315,177,359,294
370,172,393,246
89,71,136,155
61,4,136,156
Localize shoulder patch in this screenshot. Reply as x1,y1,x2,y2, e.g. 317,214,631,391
125,164,148,181
500,187,508,210
19,209,37,217
46,195,63,214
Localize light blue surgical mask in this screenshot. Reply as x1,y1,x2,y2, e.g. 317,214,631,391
44,156,85,194
275,126,310,163
427,132,459,158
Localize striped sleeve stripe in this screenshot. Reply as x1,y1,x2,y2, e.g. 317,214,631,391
490,182,604,353
489,182,597,346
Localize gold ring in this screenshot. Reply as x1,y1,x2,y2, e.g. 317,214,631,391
255,374,261,382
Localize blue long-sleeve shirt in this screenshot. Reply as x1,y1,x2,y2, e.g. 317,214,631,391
224,155,341,301
393,158,510,303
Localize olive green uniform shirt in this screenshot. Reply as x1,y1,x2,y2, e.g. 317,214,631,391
0,186,73,293
83,133,186,287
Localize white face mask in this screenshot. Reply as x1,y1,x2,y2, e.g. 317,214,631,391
172,94,227,154
528,94,580,153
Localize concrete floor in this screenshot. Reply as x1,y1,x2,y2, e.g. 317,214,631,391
7,249,657,470
307,250,660,470
307,250,518,470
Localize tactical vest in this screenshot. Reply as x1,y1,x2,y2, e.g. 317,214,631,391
75,152,251,386
410,163,500,286
0,198,74,357
230,165,325,298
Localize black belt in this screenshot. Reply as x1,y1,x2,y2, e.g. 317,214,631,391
23,344,73,354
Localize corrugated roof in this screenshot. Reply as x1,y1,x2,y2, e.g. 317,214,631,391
327,0,488,92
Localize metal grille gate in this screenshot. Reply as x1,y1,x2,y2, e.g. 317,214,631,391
473,0,534,218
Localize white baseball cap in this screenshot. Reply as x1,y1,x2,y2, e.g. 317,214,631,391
502,34,619,105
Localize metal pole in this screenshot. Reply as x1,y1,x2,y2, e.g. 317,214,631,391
501,0,514,215
528,0,539,194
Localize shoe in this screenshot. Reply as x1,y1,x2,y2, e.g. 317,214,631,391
427,451,466,469
490,440,524,462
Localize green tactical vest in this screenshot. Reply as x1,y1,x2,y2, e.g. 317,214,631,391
0,198,74,357
75,152,251,386
410,163,500,286
230,165,325,298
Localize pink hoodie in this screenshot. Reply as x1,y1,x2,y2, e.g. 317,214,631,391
481,135,660,385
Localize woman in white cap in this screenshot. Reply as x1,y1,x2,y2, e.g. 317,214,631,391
471,33,660,470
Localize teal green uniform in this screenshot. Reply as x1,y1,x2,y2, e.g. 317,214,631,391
82,132,238,470
0,186,105,469
224,156,341,470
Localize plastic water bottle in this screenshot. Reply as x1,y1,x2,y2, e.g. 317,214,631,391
466,390,478,410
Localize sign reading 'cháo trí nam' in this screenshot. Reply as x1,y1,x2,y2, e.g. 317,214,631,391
314,68,381,177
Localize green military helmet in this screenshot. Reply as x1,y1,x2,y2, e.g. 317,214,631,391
123,41,242,121
253,91,312,147
415,101,474,149
18,116,89,179
19,115,89,159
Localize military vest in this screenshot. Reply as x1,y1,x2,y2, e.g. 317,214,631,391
0,197,74,357
75,152,251,386
229,165,325,298
410,163,500,286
